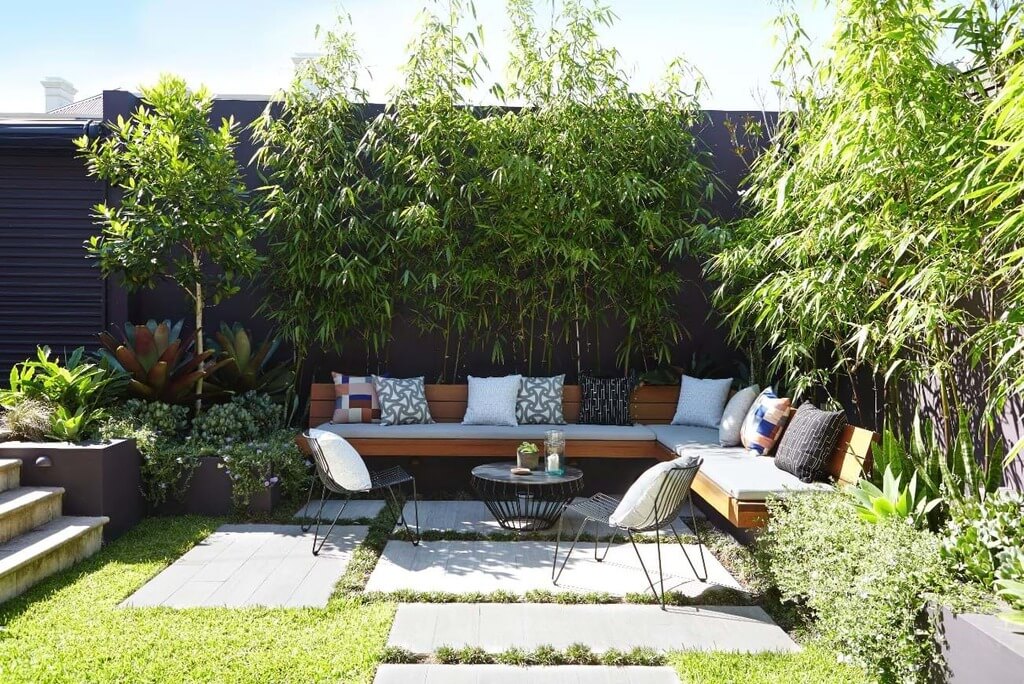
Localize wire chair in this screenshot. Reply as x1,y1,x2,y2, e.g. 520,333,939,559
551,458,707,609
301,430,420,555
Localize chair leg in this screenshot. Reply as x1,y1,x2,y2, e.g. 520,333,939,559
552,514,588,585
300,475,318,533
552,504,565,580
673,493,708,581
594,520,615,562
312,491,350,556
410,479,420,545
385,483,419,545
628,530,666,610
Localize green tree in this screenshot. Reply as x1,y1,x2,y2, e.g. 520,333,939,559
77,75,261,406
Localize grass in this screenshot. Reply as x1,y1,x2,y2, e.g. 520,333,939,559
0,516,394,683
669,644,870,684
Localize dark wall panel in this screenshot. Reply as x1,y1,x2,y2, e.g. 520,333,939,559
0,149,105,373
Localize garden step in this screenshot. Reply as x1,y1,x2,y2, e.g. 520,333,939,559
374,664,682,683
0,487,64,544
0,516,107,604
0,459,21,493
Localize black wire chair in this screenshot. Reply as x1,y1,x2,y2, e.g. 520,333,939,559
551,458,707,609
301,430,420,555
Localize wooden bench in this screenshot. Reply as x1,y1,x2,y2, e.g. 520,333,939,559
306,383,875,528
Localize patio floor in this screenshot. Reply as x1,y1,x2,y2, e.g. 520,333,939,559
387,603,798,654
121,524,367,608
374,664,683,683
365,539,737,596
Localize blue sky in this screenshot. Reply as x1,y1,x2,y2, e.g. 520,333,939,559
0,1,836,113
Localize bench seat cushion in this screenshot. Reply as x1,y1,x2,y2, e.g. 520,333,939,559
647,424,830,501
314,422,657,441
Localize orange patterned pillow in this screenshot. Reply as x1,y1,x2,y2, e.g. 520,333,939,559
331,373,380,424
740,388,791,455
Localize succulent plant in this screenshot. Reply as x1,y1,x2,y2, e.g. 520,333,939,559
97,320,225,404
204,322,295,397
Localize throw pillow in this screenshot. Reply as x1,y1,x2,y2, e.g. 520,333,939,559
307,429,372,491
330,372,380,424
719,384,760,446
463,375,523,426
372,376,434,426
740,387,791,455
577,374,636,426
516,375,567,425
774,404,847,482
608,454,701,529
671,375,733,428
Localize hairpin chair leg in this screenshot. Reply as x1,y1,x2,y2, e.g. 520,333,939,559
552,513,588,585
595,520,615,562
672,492,708,581
312,490,351,556
300,475,318,533
628,529,666,610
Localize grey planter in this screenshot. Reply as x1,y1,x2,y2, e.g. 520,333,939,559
0,438,143,541
936,604,1024,683
157,456,279,516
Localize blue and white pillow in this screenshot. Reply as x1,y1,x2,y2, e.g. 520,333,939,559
373,376,435,426
463,375,522,426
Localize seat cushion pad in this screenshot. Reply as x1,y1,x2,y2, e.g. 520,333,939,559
314,422,657,441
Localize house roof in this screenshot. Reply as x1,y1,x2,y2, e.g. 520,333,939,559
47,93,103,118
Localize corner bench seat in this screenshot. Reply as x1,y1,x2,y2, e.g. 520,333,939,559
305,382,875,528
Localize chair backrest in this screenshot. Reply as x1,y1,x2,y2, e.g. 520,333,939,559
304,429,373,493
640,459,702,532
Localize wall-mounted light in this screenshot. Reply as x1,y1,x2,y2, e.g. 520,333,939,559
34,455,52,468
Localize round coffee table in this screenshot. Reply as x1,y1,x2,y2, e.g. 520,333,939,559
471,462,584,531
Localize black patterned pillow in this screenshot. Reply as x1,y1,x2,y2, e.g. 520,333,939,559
372,376,435,426
577,374,636,426
516,375,567,425
774,404,847,482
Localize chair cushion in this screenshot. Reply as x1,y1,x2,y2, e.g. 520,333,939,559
647,424,722,452
608,455,700,529
330,373,380,424
740,387,791,455
719,384,759,446
774,404,847,482
677,444,831,500
373,376,435,426
307,429,372,491
671,375,732,428
463,375,522,426
516,375,567,425
577,374,636,426
314,422,657,441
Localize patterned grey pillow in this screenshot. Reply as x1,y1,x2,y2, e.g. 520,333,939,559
372,376,434,426
463,375,522,426
516,375,567,425
671,375,733,428
774,404,847,482
577,374,636,426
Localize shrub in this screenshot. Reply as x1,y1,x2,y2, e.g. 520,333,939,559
757,491,979,683
231,392,283,435
219,429,309,507
1,399,53,441
190,401,257,449
942,489,1024,588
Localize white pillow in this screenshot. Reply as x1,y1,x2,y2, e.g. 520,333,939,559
307,429,372,492
671,375,733,428
462,375,523,426
608,454,700,529
719,384,760,446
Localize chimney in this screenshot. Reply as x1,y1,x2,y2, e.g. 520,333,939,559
41,77,77,112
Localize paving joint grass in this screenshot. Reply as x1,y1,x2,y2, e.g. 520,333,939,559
380,644,667,667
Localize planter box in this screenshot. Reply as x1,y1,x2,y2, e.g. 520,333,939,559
0,438,143,541
936,604,1024,683
157,456,279,516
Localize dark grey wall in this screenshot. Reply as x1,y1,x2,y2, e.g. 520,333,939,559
103,91,771,386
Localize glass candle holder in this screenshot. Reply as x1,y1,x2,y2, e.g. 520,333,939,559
545,429,565,475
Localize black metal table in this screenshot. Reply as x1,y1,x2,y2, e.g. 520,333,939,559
471,462,584,531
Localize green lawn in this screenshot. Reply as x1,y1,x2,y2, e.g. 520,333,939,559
0,515,869,683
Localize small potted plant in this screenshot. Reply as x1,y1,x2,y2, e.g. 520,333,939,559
516,441,541,470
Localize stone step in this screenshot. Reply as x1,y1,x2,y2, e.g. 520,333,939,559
0,487,64,544
374,664,682,683
0,459,21,493
387,603,799,655
0,516,107,604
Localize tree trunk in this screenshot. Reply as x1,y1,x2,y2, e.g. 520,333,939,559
194,278,204,414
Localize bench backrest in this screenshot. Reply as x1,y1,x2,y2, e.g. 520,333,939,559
308,382,874,482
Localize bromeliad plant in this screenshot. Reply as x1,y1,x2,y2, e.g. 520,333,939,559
97,320,225,404
204,322,294,398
